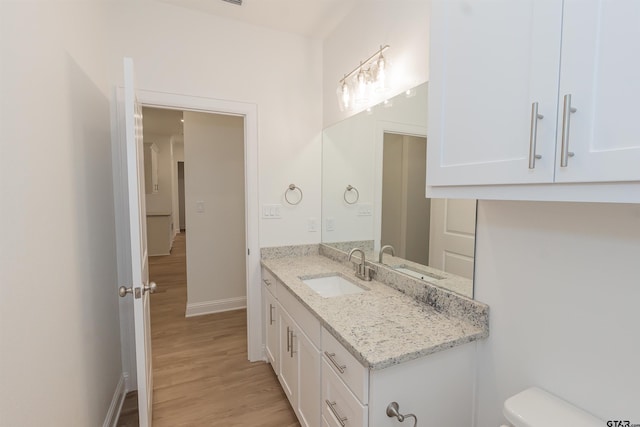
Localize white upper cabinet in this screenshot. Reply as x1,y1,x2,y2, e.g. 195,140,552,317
555,0,640,183
428,0,640,198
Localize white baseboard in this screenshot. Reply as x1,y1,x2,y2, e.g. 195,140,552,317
185,296,247,317
103,373,127,427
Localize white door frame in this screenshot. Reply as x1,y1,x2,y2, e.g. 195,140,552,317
119,89,262,367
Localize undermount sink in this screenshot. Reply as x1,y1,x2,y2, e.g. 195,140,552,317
300,274,367,298
393,265,445,282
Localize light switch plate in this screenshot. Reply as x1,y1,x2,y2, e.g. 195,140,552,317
357,203,373,216
262,204,282,219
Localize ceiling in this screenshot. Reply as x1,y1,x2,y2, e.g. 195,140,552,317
142,107,184,137
157,0,358,38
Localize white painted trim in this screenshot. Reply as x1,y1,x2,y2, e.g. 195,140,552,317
103,373,127,427
185,297,247,317
426,181,640,203
135,90,262,362
111,86,138,391
373,121,428,254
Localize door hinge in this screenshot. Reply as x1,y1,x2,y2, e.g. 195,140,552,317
248,248,250,255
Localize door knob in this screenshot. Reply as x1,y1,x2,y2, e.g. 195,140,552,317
119,282,157,298
143,282,157,294
118,286,133,298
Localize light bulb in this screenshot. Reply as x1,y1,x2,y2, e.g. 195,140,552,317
375,54,387,91
341,82,350,108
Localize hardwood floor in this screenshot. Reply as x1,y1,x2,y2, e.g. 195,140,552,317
117,233,299,426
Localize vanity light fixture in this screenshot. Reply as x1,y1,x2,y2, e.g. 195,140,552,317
336,45,390,111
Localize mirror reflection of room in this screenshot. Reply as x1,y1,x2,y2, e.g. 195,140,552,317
321,82,477,298
381,132,429,265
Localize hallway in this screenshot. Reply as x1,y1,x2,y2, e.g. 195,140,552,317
120,233,299,426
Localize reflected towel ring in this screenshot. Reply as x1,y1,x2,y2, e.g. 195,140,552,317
285,184,303,205
344,185,360,204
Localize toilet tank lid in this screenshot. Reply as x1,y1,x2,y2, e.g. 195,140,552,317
503,387,602,427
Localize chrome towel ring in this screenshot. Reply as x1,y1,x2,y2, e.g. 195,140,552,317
285,184,303,205
344,185,359,204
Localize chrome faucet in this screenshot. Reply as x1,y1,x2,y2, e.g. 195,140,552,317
348,248,372,281
378,244,396,264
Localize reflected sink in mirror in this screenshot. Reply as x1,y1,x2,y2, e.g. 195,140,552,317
321,81,477,299
392,265,446,283
300,274,368,298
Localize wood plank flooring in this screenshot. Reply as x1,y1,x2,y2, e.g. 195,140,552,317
117,233,299,426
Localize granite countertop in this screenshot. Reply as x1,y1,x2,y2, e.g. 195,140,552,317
261,254,489,370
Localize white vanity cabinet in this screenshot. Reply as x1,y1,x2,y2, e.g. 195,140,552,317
278,307,299,408
321,327,476,427
263,272,278,370
262,267,321,427
428,0,640,201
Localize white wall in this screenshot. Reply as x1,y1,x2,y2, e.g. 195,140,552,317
474,201,640,424
105,0,323,247
0,2,123,426
183,112,246,309
322,0,430,127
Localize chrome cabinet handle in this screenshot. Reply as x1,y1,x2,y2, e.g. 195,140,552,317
290,331,296,357
286,326,291,352
528,102,543,169
269,304,274,325
326,400,348,426
560,94,577,167
324,351,346,374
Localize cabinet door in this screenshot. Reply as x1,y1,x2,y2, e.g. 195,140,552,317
555,0,640,183
264,288,278,371
428,0,562,186
297,331,321,427
278,307,298,410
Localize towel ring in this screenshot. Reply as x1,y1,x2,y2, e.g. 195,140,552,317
285,184,303,205
344,185,359,204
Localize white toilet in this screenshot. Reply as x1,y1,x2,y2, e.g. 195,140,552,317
502,387,603,427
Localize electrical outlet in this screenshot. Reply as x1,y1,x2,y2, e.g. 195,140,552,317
308,217,318,232
326,217,335,232
196,201,205,213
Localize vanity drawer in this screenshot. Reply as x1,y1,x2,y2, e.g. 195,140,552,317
262,267,277,297
278,285,321,348
322,328,369,404
322,359,368,427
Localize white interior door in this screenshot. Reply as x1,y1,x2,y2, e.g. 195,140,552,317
123,57,154,427
429,199,477,280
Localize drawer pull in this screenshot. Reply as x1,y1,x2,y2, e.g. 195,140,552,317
286,326,291,352
269,304,274,325
325,400,348,426
324,351,346,374
290,331,296,357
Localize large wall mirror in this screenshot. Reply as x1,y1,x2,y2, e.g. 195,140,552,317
321,82,477,298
